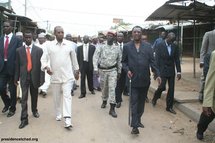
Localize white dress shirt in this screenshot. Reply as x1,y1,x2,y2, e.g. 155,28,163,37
83,43,89,62
41,39,79,83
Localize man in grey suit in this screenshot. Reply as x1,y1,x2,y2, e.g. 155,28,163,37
14,31,44,129
199,29,215,102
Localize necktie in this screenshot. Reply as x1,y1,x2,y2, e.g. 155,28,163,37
26,47,32,72
120,44,122,51
85,44,88,61
4,36,9,60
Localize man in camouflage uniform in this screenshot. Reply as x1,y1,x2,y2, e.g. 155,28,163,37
93,31,122,118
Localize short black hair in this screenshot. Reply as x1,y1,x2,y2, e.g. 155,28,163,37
132,26,143,32
4,20,14,27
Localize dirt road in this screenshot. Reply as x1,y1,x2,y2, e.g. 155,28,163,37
0,87,214,143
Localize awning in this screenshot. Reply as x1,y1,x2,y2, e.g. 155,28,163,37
0,6,13,13
146,1,215,22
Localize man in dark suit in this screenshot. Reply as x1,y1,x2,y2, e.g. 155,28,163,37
76,35,95,98
0,20,22,117
152,32,181,114
115,32,126,108
122,26,161,134
14,31,44,129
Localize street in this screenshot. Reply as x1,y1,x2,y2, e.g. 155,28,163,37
0,85,214,143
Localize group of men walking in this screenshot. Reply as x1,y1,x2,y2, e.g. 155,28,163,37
0,20,184,135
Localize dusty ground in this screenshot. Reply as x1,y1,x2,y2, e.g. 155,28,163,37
0,86,214,143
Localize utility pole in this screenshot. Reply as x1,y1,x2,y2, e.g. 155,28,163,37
8,0,11,9
46,20,49,31
25,0,27,16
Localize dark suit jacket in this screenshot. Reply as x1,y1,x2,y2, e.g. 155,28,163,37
155,40,181,77
0,35,23,75
15,45,45,88
122,41,160,87
76,44,95,71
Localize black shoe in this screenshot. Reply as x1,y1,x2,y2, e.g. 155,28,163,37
64,125,73,130
145,97,149,103
151,99,157,107
116,102,121,108
166,108,176,114
7,111,15,117
196,132,203,140
78,94,86,99
123,92,129,96
97,87,101,91
42,92,47,98
2,106,9,113
71,90,74,96
19,120,29,129
33,112,40,118
101,101,107,108
39,90,43,94
131,128,139,134
138,123,144,128
199,94,203,103
109,109,117,118
91,91,95,94
17,97,22,103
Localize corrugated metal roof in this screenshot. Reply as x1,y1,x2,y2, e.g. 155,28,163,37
146,1,215,22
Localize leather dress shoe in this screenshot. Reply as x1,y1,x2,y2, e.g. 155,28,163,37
19,120,29,129
78,94,86,99
97,87,101,91
145,97,149,103
7,111,15,117
138,122,144,128
33,112,40,118
131,128,139,134
41,92,47,98
91,91,95,94
116,102,121,108
101,101,107,108
2,106,9,113
166,108,177,114
65,125,72,130
196,132,203,140
151,99,157,107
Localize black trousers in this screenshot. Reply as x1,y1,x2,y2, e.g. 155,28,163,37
0,62,17,112
197,111,215,134
115,69,126,103
153,76,175,109
130,86,149,128
80,61,94,95
21,74,38,121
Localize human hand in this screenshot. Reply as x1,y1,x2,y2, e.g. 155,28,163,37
200,63,204,68
127,71,133,79
74,70,79,80
14,81,19,86
156,77,161,86
202,107,213,116
46,67,53,75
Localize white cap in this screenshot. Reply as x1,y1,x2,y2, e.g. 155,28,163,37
91,35,97,39
16,32,23,36
38,32,46,38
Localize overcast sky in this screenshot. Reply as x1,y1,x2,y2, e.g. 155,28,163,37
7,0,213,36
